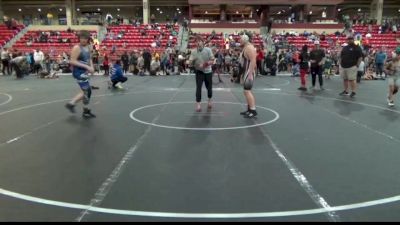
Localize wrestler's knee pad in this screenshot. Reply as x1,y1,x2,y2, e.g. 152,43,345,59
82,87,92,105
243,78,253,91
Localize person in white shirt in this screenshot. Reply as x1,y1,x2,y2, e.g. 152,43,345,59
1,48,11,75
357,57,365,83
33,49,44,74
392,25,398,33
150,58,160,76
106,13,113,24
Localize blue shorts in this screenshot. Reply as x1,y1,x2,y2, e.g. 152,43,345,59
73,72,90,89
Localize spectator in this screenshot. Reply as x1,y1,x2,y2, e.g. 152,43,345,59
393,24,398,33
1,48,11,75
160,52,169,75
137,53,145,75
292,49,301,77
62,51,69,61
106,13,113,24
183,17,189,31
151,14,156,24
357,57,365,83
224,52,232,73
375,47,387,79
298,45,310,91
4,16,11,29
92,50,100,74
285,49,293,73
150,57,160,76
111,44,117,54
129,51,138,75
109,31,115,40
142,49,152,74
121,51,129,74
309,41,326,90
140,29,147,36
11,18,18,30
324,54,334,79
28,52,35,73
33,49,44,74
44,54,51,73
103,55,110,76
256,48,264,75
264,52,276,76
109,60,128,89
117,32,123,40
155,39,161,48
339,36,363,98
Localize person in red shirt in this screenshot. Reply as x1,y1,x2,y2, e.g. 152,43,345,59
256,48,264,75
103,54,110,76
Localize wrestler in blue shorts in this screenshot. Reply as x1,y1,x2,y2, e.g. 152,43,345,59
65,30,96,118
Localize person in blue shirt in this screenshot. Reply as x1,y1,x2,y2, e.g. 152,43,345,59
375,48,387,79
109,60,128,89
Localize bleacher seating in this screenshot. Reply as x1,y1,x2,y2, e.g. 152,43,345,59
0,24,25,47
188,32,264,49
12,30,97,58
286,25,399,51
100,24,179,57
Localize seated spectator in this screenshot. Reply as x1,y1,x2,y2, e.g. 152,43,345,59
109,31,115,40
11,18,18,30
109,60,128,89
393,24,398,34
156,40,161,48
67,27,72,33
62,52,69,61
150,57,160,76
117,32,123,40
4,16,11,29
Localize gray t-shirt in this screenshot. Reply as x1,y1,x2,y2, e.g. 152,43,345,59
189,47,215,73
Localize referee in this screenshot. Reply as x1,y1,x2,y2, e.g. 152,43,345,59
189,35,215,112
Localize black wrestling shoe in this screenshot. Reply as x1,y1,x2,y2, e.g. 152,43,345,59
350,92,356,98
82,108,96,119
91,86,100,90
240,110,250,115
65,103,76,113
298,87,307,91
244,110,257,119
